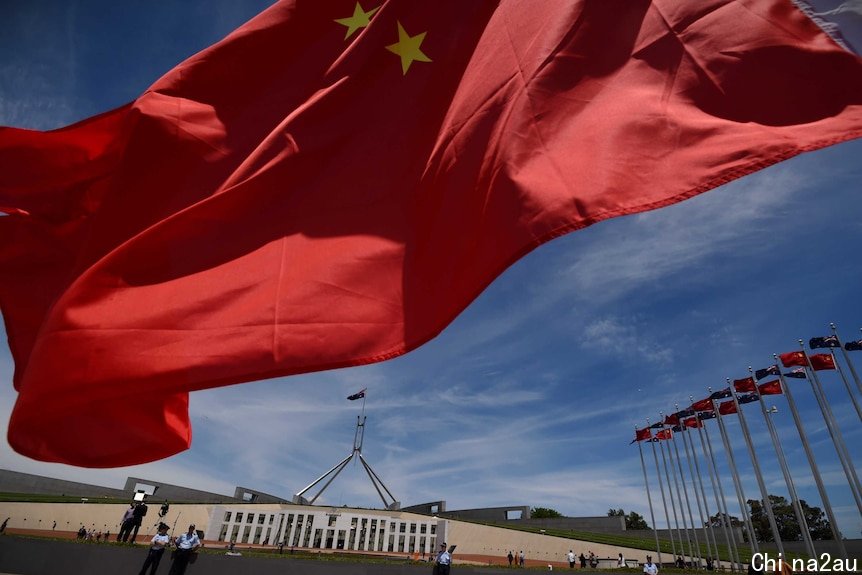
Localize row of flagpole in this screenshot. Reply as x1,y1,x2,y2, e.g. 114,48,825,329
632,323,862,570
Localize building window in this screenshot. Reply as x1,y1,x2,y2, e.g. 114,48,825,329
235,513,243,524
408,536,415,552
253,526,263,544
269,515,274,525
398,535,406,552
230,524,240,543
430,525,436,535
292,515,304,547
303,516,315,547
223,512,232,522
328,515,337,527
218,524,229,542
388,534,394,552
313,528,323,548
241,525,251,544
247,513,255,523
399,523,406,533
410,523,416,534
420,524,426,534
258,514,265,524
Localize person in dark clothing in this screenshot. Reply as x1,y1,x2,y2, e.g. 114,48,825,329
129,502,148,543
579,553,587,569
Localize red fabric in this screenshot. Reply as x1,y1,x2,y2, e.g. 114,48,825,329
779,351,809,368
683,417,702,429
664,414,680,426
809,353,837,371
691,398,714,412
733,377,757,392
2,0,861,466
634,427,653,442
758,380,783,396
718,401,738,416
655,429,673,440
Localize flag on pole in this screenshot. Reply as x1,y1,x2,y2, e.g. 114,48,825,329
347,388,367,401
810,336,841,349
691,397,714,412
737,393,760,405
697,411,717,421
674,408,696,419
784,367,807,379
810,353,837,371
846,340,862,352
780,351,809,367
633,427,653,443
719,401,738,415
733,377,757,392
656,429,674,441
684,417,702,429
649,421,667,429
664,413,681,426
754,365,780,380
758,380,783,396
710,388,733,400
3,0,862,467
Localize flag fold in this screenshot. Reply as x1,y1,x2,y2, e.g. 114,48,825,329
2,0,862,466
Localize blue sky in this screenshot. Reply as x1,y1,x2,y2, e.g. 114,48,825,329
1,0,861,541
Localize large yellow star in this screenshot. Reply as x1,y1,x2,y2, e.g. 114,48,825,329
335,2,380,40
385,21,431,75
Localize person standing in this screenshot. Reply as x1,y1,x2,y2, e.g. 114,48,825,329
129,501,149,543
118,504,135,542
567,550,575,569
519,550,525,567
644,555,659,575
435,542,452,575
618,553,626,567
169,524,201,575
138,523,170,575
508,550,514,567
579,553,586,569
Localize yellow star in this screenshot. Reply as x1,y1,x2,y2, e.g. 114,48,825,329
335,2,380,40
385,21,431,75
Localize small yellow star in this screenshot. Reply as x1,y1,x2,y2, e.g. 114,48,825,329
385,21,431,75
335,2,380,40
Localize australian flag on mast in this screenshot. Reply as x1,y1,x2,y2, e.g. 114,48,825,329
754,365,780,380
846,339,862,352
347,388,367,401
809,335,840,349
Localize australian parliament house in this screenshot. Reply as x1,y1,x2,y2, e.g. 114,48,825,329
0,467,663,568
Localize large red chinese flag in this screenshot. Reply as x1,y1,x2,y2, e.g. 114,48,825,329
2,0,862,466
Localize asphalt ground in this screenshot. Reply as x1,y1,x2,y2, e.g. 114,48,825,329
0,535,596,575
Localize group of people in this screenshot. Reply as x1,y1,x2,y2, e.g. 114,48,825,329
117,502,149,543
76,526,109,541
506,549,526,567
137,523,201,575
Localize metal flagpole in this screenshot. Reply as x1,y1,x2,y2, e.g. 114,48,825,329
829,349,862,422
831,323,862,396
795,342,862,515
771,356,847,560
711,388,759,555
649,419,678,561
637,430,664,567
682,418,721,570
668,429,699,567
674,408,709,568
703,416,743,570
657,417,686,563
726,378,784,556
692,404,740,572
748,367,816,558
